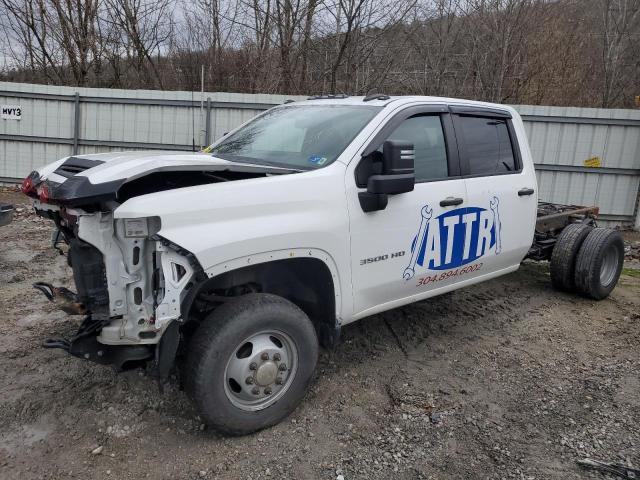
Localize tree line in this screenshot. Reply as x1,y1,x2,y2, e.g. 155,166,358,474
0,0,638,108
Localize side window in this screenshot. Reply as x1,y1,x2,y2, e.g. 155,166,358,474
380,115,449,182
456,116,517,175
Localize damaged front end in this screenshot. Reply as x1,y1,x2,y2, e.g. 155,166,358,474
35,209,197,372
23,151,295,373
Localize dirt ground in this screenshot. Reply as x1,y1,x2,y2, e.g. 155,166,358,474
1,188,639,480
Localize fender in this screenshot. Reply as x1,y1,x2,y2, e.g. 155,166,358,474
180,247,345,324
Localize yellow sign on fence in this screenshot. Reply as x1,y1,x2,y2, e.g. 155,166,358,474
584,156,602,168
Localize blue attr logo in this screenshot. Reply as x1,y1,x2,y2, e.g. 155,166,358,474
403,196,502,280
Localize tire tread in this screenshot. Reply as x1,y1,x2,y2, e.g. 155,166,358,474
574,228,624,300
549,223,592,292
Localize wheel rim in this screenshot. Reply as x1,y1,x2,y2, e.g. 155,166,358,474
223,330,298,411
600,244,619,287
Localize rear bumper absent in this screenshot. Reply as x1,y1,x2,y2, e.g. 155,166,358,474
0,203,14,227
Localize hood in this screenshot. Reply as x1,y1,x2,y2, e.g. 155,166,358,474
26,151,298,210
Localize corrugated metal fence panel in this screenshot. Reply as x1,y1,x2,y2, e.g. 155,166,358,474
0,81,304,180
514,105,640,225
1,141,73,178
2,83,639,226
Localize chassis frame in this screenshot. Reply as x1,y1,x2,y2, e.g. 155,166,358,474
527,201,600,261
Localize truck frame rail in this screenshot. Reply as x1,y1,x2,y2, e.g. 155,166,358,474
527,202,600,261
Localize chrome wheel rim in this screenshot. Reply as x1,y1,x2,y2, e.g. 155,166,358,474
223,330,298,411
600,245,618,287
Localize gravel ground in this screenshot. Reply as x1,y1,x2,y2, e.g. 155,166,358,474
1,187,639,480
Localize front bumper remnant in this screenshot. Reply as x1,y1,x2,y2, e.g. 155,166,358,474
43,315,153,370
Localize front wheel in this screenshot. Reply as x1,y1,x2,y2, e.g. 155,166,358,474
185,293,318,435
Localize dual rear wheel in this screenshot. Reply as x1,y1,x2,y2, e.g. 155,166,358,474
550,224,624,299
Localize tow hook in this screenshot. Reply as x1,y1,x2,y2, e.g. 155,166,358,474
43,315,153,370
33,282,88,315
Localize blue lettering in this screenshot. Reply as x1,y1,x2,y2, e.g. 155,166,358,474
412,207,496,271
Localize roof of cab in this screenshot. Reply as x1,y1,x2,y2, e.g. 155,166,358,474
286,95,516,115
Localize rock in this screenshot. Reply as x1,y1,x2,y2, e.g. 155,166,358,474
430,413,442,424
199,471,207,477
91,446,103,455
337,475,345,480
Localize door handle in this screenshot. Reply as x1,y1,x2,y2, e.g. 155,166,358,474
440,197,464,207
518,188,535,196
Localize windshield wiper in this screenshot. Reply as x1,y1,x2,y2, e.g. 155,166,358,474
210,153,311,172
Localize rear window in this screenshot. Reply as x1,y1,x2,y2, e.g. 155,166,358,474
457,116,517,175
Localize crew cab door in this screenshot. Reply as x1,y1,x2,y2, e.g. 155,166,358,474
347,105,470,317
450,106,538,281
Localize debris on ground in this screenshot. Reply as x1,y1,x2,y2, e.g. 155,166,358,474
577,457,640,479
1,190,639,479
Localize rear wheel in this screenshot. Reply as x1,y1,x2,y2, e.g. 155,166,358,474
549,223,593,292
185,293,318,435
574,228,625,300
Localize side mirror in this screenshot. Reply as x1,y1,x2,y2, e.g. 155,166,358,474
382,140,415,176
359,140,415,212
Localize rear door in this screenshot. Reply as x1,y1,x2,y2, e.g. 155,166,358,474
450,106,538,280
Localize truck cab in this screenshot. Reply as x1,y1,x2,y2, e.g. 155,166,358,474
24,95,621,435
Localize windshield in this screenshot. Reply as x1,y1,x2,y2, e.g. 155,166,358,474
210,105,382,169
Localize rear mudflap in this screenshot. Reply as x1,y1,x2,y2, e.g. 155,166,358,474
43,315,153,370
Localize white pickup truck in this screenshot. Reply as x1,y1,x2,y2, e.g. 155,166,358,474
22,95,625,435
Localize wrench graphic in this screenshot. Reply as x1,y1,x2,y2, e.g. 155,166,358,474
404,205,433,280
490,196,502,255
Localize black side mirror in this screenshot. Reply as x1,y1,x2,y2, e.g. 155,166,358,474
359,140,415,212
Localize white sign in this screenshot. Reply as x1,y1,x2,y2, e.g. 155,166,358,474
1,105,22,120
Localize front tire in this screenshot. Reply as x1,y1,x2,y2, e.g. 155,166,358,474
185,293,318,435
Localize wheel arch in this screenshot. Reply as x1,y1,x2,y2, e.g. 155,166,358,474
181,250,342,348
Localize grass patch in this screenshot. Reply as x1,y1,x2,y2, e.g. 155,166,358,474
622,268,640,278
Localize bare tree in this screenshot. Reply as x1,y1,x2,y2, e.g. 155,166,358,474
0,0,639,108
0,0,64,82
48,0,100,86
597,0,640,107
103,0,174,88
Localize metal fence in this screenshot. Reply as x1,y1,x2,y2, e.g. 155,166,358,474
1,81,639,227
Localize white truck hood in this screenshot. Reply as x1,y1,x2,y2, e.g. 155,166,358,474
40,151,295,185
30,151,299,209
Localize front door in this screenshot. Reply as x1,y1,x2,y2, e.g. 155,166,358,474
347,107,470,317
